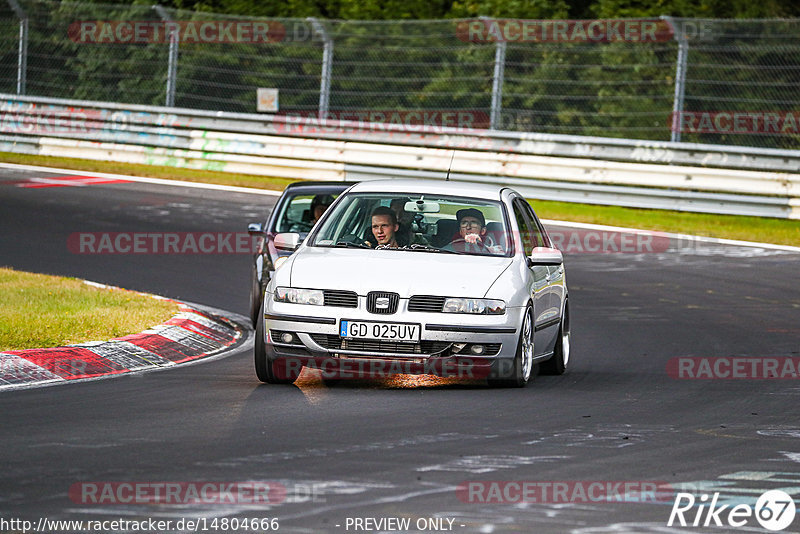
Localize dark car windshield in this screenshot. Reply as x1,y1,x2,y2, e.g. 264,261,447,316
273,191,342,234
309,193,511,257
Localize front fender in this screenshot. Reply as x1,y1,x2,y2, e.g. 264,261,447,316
484,256,532,309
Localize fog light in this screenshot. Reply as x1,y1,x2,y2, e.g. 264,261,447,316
281,333,295,344
469,344,486,355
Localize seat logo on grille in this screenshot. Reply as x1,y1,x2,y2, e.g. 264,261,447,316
375,297,390,309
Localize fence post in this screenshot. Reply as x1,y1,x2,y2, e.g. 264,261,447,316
153,5,178,108
6,0,27,95
663,16,689,143
480,17,506,130
308,18,332,120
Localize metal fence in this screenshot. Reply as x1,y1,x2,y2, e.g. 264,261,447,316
2,0,800,150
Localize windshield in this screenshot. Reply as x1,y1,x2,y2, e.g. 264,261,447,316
309,193,511,257
273,191,341,234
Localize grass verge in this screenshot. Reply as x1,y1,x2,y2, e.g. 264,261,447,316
529,199,799,247
0,151,296,191
0,267,180,351
1,152,798,247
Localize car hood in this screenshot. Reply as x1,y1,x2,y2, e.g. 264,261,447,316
290,247,513,297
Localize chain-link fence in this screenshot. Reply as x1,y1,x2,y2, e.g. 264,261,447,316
2,0,800,150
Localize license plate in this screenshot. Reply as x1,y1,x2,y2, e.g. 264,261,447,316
340,320,420,342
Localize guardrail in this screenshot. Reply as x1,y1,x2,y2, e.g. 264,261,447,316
1,94,799,219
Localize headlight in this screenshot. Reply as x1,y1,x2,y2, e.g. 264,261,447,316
274,287,324,305
443,298,505,315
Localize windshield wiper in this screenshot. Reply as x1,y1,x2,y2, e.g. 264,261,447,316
332,241,371,249
406,244,459,254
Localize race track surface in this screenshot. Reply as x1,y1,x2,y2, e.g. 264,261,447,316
1,166,799,534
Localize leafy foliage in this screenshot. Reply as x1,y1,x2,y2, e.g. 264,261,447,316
3,0,800,148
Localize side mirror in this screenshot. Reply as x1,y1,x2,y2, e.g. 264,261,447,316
247,222,265,236
528,247,563,266
274,232,300,251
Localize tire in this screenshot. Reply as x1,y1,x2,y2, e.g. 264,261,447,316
541,300,570,375
248,271,262,328
254,301,296,384
488,305,534,388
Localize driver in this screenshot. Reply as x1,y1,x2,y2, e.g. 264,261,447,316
443,208,492,253
310,194,334,224
288,194,334,233
457,208,486,245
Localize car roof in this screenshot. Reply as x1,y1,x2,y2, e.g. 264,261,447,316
283,181,353,193
346,179,509,200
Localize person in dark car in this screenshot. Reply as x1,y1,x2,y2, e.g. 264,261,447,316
310,194,334,224
289,194,334,233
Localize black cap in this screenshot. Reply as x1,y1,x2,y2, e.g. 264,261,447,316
456,208,485,227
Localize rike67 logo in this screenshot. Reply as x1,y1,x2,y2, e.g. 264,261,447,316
668,490,796,531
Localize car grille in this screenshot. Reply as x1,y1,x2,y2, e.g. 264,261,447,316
408,295,446,313
366,291,399,314
310,334,450,355
323,290,358,308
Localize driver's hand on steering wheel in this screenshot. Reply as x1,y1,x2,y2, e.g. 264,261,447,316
464,233,482,245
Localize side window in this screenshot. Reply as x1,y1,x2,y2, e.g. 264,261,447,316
522,201,550,248
275,195,312,233
513,198,550,254
512,199,534,256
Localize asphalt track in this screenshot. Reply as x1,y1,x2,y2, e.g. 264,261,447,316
1,165,800,534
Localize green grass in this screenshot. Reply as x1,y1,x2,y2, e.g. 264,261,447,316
1,151,798,247
0,151,295,191
0,267,180,351
529,199,800,247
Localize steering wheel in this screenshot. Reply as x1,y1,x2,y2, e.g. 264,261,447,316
448,236,490,252
287,220,313,232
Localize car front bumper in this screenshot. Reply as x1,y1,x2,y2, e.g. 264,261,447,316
262,299,524,377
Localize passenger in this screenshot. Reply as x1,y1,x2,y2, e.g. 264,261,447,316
389,198,430,247
370,206,400,248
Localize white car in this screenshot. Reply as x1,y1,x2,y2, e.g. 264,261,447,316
254,179,569,387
